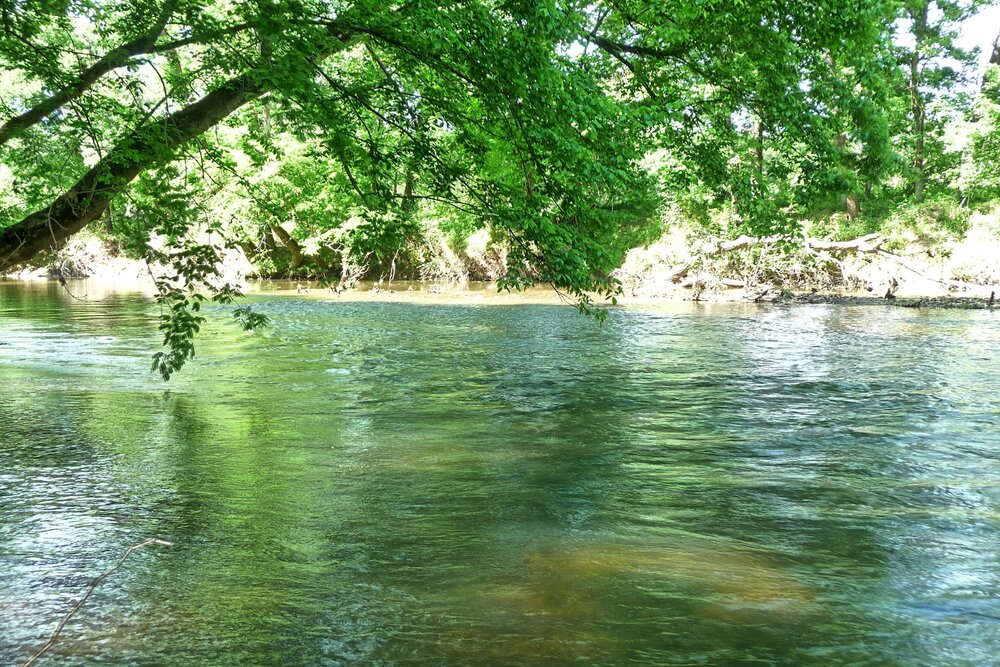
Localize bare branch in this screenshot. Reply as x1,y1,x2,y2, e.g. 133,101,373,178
21,538,173,667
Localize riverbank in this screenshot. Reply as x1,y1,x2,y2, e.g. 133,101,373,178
8,273,997,314
253,279,999,309
5,209,1000,310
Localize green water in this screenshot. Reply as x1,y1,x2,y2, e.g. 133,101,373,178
2,280,1000,666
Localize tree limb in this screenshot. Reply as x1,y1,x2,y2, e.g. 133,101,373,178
0,14,363,271
0,1,178,145
0,74,261,270
582,29,688,61
270,222,306,269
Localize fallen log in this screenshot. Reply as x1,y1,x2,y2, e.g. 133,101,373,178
807,233,882,253
876,250,1000,296
668,233,885,283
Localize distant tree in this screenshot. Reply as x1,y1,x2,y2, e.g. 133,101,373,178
897,0,988,202
966,29,1000,199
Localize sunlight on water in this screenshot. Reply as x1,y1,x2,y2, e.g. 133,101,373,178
2,280,1000,665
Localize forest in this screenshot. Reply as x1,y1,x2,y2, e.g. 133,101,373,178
2,0,1000,372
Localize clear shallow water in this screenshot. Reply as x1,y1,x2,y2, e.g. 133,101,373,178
1,280,1000,666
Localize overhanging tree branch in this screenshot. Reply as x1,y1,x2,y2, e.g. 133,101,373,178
0,14,362,271
0,74,261,270
582,29,688,61
0,0,178,145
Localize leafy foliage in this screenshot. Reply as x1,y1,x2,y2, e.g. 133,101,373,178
4,0,993,376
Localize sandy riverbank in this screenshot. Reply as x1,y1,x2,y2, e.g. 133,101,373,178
4,226,998,310
6,273,996,312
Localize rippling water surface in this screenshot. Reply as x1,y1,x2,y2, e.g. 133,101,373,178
2,280,1000,665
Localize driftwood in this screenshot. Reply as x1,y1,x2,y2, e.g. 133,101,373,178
664,232,1000,298
875,250,999,296
667,233,885,283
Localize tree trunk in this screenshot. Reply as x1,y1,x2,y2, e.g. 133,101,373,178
402,170,417,213
832,131,860,217
0,75,260,271
825,50,861,217
754,117,764,177
980,29,1000,95
270,223,306,269
909,2,929,204
845,194,860,218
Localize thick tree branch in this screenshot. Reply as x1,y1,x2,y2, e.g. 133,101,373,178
0,1,178,145
0,15,362,271
270,223,306,268
0,74,261,270
583,30,688,61
582,30,658,99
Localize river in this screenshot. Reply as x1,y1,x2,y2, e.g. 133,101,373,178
2,280,999,665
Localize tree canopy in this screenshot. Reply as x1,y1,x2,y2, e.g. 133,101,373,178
0,0,895,269
7,0,998,375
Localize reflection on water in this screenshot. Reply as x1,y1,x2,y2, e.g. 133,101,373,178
2,280,1000,665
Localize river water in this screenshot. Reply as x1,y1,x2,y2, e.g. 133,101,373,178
1,280,999,665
